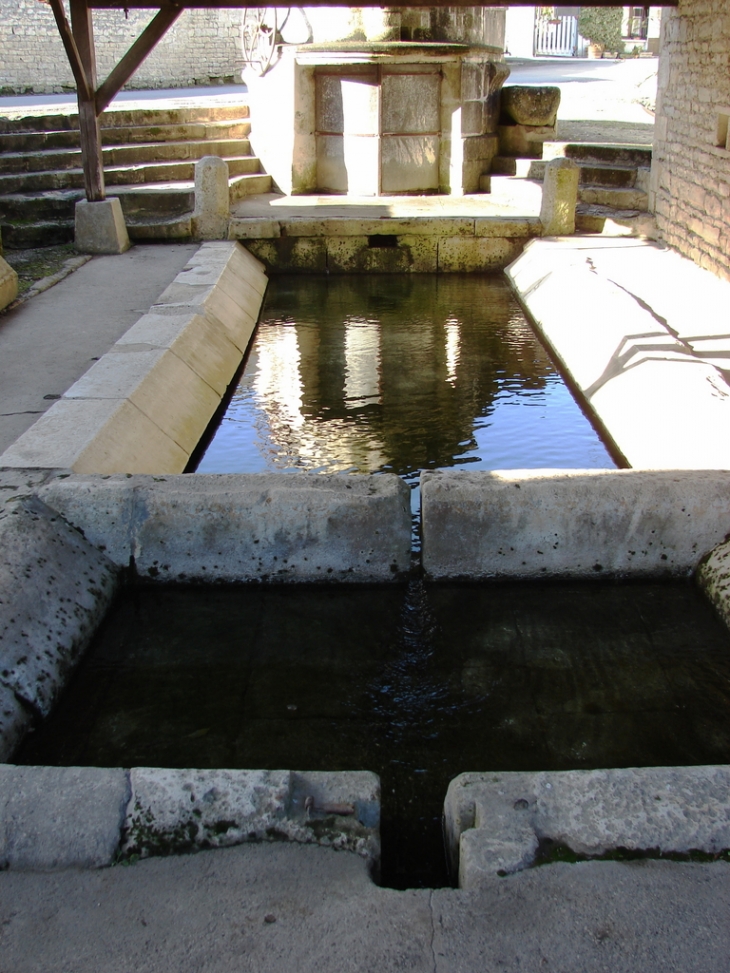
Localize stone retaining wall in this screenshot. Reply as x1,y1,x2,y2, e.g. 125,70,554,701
0,0,243,93
651,0,730,281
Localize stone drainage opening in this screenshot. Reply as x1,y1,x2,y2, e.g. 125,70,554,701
16,578,730,889
367,235,399,248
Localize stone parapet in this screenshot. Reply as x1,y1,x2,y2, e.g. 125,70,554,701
38,472,412,584
421,468,730,581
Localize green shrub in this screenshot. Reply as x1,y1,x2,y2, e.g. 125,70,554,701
578,7,624,54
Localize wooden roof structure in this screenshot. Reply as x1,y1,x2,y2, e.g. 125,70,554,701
45,0,676,204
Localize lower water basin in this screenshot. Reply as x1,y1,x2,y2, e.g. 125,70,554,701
192,274,618,480
17,580,730,889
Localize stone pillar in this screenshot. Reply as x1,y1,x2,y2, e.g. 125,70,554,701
192,156,230,241
74,198,131,255
540,159,579,236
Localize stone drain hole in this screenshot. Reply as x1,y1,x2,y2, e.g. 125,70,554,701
367,234,399,248
15,579,730,890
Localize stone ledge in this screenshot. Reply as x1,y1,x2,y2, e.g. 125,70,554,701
507,237,730,470
444,767,730,888
421,469,730,580
39,472,412,583
0,765,380,874
0,765,129,869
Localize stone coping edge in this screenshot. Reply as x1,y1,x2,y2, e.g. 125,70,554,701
506,237,730,470
0,766,380,874
0,242,266,474
421,468,730,580
37,472,413,584
444,766,730,889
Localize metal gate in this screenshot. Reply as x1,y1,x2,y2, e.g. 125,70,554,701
534,15,578,57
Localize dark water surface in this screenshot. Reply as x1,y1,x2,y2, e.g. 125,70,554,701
18,581,730,889
194,274,618,478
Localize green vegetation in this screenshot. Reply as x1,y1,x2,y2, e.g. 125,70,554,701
578,7,624,56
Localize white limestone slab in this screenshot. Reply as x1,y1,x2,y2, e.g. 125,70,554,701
507,238,730,469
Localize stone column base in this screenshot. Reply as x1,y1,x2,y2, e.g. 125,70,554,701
75,198,131,255
0,255,19,310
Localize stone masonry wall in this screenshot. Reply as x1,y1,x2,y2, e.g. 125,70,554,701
0,0,243,93
651,0,730,281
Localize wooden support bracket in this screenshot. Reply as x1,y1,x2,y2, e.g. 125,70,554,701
95,5,184,115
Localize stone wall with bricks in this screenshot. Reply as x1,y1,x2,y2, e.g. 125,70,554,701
0,0,243,93
651,0,730,281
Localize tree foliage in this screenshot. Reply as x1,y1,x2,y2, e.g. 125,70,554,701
578,7,624,53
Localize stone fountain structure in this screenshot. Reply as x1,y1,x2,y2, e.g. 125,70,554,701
242,6,509,196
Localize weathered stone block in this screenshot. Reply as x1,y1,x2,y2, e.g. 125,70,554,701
421,469,730,581
0,766,129,869
191,155,230,241
438,237,524,272
0,255,18,311
540,158,579,236
0,497,119,716
445,766,730,888
64,348,221,456
500,86,561,127
39,473,412,583
74,198,130,255
120,767,380,869
0,682,31,762
498,123,556,159
116,310,243,398
0,397,189,474
326,235,438,273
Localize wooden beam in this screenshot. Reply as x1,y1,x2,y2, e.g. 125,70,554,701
70,0,106,202
86,0,678,8
48,0,92,102
95,5,184,114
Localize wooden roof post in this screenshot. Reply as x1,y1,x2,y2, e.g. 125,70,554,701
70,0,105,202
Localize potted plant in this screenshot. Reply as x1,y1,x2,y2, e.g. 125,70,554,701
578,7,624,58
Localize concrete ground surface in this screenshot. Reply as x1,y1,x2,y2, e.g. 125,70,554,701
0,243,197,453
0,843,729,973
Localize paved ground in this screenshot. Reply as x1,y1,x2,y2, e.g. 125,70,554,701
0,843,729,973
0,243,197,453
507,56,657,144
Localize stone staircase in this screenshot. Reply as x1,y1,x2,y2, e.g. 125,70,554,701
492,142,652,231
0,103,271,247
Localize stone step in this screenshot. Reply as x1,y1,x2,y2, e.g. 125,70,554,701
0,153,261,194
0,102,249,135
0,119,250,154
578,163,638,188
127,214,193,241
229,172,273,199
0,138,252,175
543,141,653,169
0,218,75,248
578,184,649,211
575,203,656,236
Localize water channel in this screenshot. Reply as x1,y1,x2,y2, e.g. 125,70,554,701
17,274,730,888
